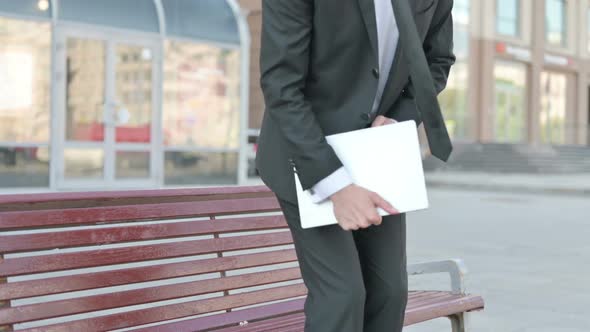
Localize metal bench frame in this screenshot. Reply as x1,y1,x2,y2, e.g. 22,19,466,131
408,259,471,332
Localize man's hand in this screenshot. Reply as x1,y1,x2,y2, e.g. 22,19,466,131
330,184,399,231
371,115,397,127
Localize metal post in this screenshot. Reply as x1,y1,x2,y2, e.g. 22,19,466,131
449,313,466,332
226,0,252,185
49,0,60,191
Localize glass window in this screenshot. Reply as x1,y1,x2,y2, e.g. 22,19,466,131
493,61,527,143
115,44,153,143
63,148,104,179
0,17,51,188
496,0,520,37
163,40,240,149
453,0,470,58
0,0,51,19
0,146,50,188
440,64,470,140
546,0,567,47
454,0,470,24
164,151,238,185
163,0,240,44
438,0,471,140
540,71,567,145
0,17,51,143
116,151,150,179
65,38,106,142
59,0,159,33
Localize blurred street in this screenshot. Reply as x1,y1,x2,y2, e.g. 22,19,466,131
406,188,590,332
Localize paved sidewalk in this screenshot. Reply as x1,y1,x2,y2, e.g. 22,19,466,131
425,171,590,196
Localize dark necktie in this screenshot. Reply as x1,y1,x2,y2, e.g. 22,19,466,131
390,0,453,161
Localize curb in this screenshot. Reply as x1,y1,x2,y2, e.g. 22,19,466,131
425,180,590,197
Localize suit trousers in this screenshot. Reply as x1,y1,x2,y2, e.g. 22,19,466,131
277,197,408,332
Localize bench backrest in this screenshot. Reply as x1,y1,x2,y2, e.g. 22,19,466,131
0,186,305,331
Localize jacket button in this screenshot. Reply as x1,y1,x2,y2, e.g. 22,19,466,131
372,68,380,79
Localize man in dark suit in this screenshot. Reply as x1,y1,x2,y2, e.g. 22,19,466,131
256,0,455,331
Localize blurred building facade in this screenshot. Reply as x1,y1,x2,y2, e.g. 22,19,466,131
2,0,590,193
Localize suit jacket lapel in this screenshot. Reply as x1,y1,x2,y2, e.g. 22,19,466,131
357,0,379,62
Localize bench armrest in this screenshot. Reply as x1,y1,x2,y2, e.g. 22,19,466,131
408,259,468,295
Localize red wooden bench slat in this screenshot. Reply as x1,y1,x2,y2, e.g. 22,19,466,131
0,232,294,277
0,197,280,230
128,298,306,332
0,268,303,325
0,249,298,301
213,293,486,331
273,324,306,332
218,314,305,332
258,318,306,332
404,293,485,326
212,292,486,331
215,312,305,332
0,215,288,253
19,284,308,332
0,186,273,207
4,291,475,331
406,291,430,300
406,291,459,308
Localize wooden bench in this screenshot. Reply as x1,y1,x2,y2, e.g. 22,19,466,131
0,186,484,332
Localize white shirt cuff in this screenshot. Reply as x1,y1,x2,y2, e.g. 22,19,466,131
309,166,353,203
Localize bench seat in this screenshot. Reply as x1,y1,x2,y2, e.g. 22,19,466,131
0,186,483,332
211,291,484,331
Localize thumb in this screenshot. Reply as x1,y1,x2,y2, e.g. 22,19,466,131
371,116,387,127
370,192,399,215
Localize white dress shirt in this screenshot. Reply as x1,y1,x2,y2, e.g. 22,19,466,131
310,0,399,203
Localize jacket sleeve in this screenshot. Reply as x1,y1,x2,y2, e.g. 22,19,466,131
260,0,343,190
386,0,456,125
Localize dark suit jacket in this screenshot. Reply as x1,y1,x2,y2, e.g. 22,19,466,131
256,0,455,203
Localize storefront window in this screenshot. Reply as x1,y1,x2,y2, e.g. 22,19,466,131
546,0,567,47
439,0,470,140
0,146,50,188
163,41,240,149
164,151,238,185
440,63,469,139
493,61,527,143
496,0,520,37
540,71,567,145
0,17,51,188
0,2,246,191
115,44,153,143
163,40,240,185
0,18,51,143
65,38,106,142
